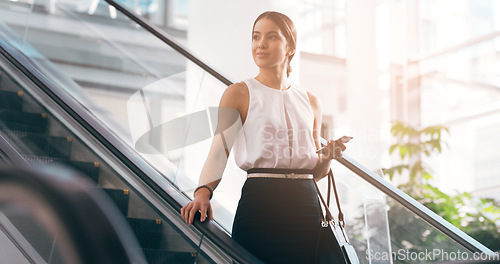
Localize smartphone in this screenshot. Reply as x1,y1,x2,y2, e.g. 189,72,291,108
316,136,353,154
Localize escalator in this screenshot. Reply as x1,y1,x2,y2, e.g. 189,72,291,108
0,1,258,263
0,64,220,263
0,0,496,263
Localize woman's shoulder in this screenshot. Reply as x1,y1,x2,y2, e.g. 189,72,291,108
305,90,321,114
220,81,249,110
305,90,318,104
224,81,249,98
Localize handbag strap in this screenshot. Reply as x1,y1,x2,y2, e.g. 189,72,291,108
328,169,345,227
315,169,346,227
316,168,353,245
313,179,334,224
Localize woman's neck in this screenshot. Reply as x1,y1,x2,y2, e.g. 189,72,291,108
255,67,290,91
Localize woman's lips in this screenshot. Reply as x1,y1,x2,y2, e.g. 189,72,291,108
256,52,269,57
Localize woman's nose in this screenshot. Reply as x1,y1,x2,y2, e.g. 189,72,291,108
258,39,267,49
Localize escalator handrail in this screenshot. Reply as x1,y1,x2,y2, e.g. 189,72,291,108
100,0,494,255
104,0,233,87
0,132,31,168
336,154,494,254
0,40,262,264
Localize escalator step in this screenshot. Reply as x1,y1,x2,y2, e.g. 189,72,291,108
142,249,197,264
127,218,163,249
100,188,130,217
0,90,23,111
0,109,47,133
22,155,101,183
2,130,73,159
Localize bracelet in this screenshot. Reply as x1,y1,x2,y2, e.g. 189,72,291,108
194,185,213,200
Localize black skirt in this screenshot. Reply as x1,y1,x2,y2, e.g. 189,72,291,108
232,177,326,263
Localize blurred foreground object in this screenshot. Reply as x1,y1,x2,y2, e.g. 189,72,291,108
0,165,146,264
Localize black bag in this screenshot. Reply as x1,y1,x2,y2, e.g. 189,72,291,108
315,220,345,264
314,169,360,264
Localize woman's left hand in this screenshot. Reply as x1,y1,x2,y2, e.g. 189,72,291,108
322,136,352,160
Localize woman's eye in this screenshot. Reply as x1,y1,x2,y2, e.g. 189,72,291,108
269,35,278,40
252,35,260,40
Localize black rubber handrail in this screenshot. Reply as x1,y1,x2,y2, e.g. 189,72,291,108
104,0,233,87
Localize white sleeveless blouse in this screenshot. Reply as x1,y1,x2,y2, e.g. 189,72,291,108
233,78,319,171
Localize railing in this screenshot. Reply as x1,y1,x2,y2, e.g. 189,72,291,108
103,0,233,87
337,154,493,254
0,131,31,167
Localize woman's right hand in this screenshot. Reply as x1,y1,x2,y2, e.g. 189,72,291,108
180,188,213,225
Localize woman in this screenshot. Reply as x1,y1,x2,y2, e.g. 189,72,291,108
181,11,350,263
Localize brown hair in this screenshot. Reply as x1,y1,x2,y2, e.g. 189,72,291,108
253,11,297,77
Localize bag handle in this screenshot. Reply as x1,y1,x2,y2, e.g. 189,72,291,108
329,169,345,227
313,176,334,225
314,169,345,228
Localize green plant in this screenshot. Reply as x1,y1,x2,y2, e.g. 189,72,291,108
383,121,500,252
384,121,448,194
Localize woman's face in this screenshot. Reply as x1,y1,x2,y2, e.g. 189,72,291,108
252,18,291,71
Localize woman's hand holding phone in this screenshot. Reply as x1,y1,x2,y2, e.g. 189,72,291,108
316,136,353,159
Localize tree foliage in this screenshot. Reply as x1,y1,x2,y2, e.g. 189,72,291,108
383,121,500,253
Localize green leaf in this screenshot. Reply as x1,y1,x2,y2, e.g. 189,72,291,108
484,206,495,213
387,172,394,181
384,165,409,179
408,143,421,157
422,171,433,180
420,125,448,139
391,121,418,138
399,146,409,160
397,165,408,174
380,168,393,180
389,144,398,154
423,139,444,153
409,161,423,180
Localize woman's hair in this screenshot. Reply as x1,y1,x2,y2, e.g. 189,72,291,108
253,11,297,77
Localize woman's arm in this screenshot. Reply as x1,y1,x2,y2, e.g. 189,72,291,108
307,92,349,181
192,83,247,196
180,82,249,225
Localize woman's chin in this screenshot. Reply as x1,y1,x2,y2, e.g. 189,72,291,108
254,61,281,70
